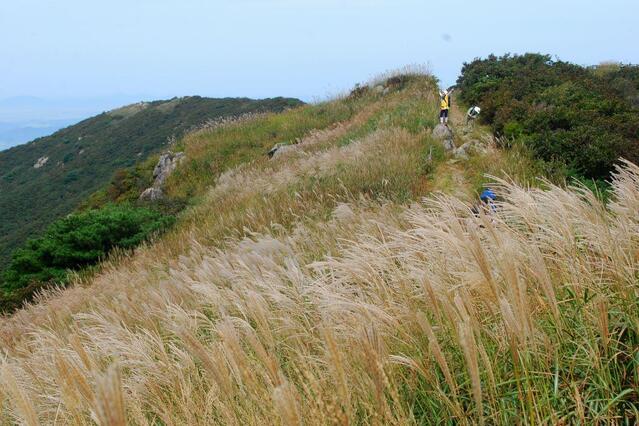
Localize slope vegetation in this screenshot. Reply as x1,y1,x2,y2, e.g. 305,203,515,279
0,96,302,269
1,72,637,424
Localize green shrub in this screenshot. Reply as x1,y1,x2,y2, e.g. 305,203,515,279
457,53,639,179
1,205,174,299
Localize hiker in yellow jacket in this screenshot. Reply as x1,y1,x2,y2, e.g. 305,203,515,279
439,88,454,126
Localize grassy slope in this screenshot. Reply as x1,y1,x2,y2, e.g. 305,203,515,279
0,96,303,269
0,75,637,424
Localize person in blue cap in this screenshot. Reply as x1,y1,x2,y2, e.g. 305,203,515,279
472,188,498,218
480,188,497,206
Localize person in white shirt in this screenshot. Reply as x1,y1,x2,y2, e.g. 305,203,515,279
466,106,481,125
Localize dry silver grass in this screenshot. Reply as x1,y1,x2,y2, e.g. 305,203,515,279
187,112,269,136
94,364,126,426
1,364,40,426
368,64,433,87
1,150,638,423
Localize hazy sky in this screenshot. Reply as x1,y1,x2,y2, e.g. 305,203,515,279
2,0,638,102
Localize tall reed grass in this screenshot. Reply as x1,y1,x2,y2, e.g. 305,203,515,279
0,75,636,424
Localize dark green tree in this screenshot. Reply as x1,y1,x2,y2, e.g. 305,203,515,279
2,205,174,297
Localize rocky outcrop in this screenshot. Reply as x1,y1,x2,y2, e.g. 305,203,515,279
268,143,298,159
432,124,455,151
272,145,297,159
268,143,286,158
453,139,490,160
139,151,186,201
139,187,164,201
153,152,185,186
33,156,49,169
348,75,409,99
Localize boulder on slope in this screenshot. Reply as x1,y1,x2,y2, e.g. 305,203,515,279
139,151,186,201
432,124,455,151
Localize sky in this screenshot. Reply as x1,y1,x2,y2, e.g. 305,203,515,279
1,0,638,114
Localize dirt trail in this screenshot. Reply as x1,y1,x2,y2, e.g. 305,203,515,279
449,94,467,129
429,94,472,199
430,91,494,201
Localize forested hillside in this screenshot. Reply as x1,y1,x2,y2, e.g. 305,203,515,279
0,96,303,269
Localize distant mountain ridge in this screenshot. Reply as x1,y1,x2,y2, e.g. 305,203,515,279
0,95,303,269
0,95,150,122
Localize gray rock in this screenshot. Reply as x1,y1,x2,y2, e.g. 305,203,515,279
432,124,455,151
268,143,297,159
268,142,287,158
139,151,186,201
432,124,453,140
33,156,49,169
153,152,186,187
373,85,385,94
442,138,455,151
453,144,469,160
452,139,489,159
271,144,297,159
139,187,164,201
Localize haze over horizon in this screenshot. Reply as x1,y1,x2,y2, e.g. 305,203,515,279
1,0,638,149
